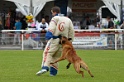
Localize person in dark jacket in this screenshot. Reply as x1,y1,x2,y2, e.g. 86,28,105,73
0,20,3,44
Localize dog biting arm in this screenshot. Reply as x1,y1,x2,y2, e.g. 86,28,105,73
68,38,72,41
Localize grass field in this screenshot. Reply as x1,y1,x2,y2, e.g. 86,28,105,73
0,50,124,82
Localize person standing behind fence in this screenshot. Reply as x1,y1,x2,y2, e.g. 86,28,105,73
106,16,115,48
106,16,114,29
0,20,3,44
120,21,124,49
0,20,7,45
0,20,3,30
37,18,49,48
20,16,27,30
13,18,22,45
82,16,91,29
120,21,124,29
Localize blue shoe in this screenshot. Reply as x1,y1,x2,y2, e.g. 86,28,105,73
36,69,47,76
50,66,57,76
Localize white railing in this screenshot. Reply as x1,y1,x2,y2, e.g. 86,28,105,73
1,30,41,51
1,29,124,50
74,29,124,32
75,29,124,50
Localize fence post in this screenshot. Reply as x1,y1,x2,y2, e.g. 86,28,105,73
21,31,24,51
115,33,117,50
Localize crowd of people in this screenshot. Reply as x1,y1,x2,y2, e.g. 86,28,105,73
0,7,124,47
0,15,49,46
0,13,124,31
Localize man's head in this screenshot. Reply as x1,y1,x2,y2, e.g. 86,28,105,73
51,6,60,16
41,18,46,24
106,16,111,21
15,18,20,22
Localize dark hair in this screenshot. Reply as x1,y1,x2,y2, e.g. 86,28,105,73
107,16,111,19
51,6,60,13
15,17,20,20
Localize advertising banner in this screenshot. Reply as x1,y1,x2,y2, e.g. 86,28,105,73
72,0,97,12
73,32,107,48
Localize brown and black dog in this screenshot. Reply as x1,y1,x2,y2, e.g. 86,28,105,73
50,36,94,78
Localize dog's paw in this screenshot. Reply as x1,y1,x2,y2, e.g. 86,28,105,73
66,66,70,69
91,75,94,78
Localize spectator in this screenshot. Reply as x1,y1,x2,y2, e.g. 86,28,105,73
20,16,27,30
120,21,124,49
120,21,124,29
106,16,115,48
0,20,7,45
82,16,91,29
45,15,50,24
0,20,3,44
13,18,22,45
88,22,95,30
106,16,114,29
0,20,3,31
37,18,49,32
73,21,81,29
0,17,2,21
37,18,49,48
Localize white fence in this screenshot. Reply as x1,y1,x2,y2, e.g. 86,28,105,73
0,29,124,50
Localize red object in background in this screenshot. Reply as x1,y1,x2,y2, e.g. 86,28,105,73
5,17,10,29
75,31,100,37
5,11,11,29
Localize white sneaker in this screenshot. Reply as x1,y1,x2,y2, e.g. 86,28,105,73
36,69,47,76
50,74,55,76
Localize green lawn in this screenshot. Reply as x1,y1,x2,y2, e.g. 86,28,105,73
0,50,124,82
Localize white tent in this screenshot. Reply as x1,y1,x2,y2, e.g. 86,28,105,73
102,0,124,21
5,0,54,17
5,0,123,21
6,0,51,7
103,0,124,5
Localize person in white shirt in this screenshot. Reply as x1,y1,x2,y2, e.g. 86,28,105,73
88,24,95,30
36,18,49,49
37,18,49,32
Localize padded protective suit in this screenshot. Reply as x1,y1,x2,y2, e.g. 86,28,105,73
41,16,74,75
